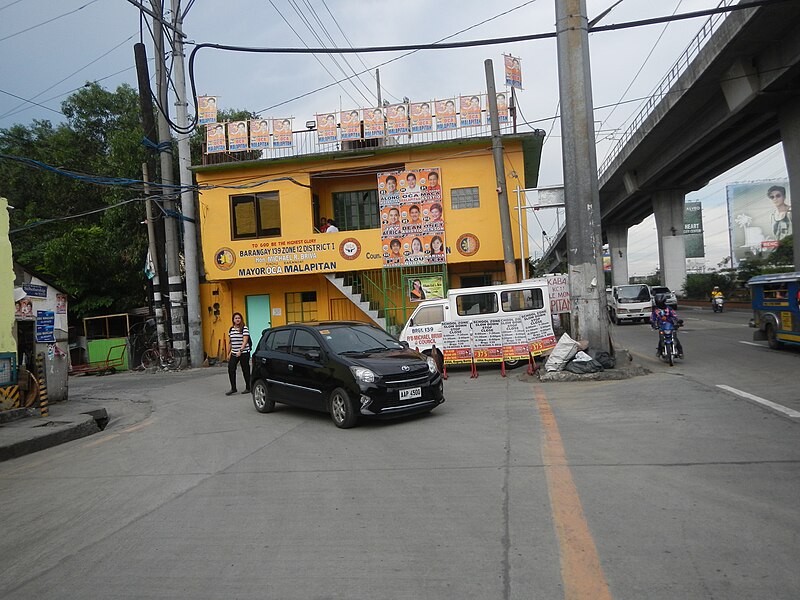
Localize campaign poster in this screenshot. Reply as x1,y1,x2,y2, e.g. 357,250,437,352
250,119,270,149
504,54,523,89
386,103,409,136
410,101,433,133
363,107,385,139
435,98,457,130
197,96,218,125
206,122,227,153
317,113,338,143
471,318,504,363
442,321,473,365
684,200,705,259
228,121,249,151
407,274,444,303
521,312,557,356
272,118,293,148
501,317,530,361
727,180,791,264
495,92,510,124
56,293,67,314
340,109,361,140
460,95,482,127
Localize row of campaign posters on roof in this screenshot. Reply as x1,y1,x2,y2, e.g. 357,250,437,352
377,168,444,267
440,314,556,365
205,118,294,153
316,94,511,143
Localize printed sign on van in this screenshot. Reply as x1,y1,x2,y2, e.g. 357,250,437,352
442,321,472,365
522,312,557,356
501,317,530,361
471,318,504,363
403,324,443,351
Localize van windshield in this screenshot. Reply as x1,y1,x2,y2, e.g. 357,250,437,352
617,285,650,303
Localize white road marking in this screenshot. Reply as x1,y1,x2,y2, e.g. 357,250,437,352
716,385,800,418
739,341,765,347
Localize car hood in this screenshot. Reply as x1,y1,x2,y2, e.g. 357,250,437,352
343,349,430,376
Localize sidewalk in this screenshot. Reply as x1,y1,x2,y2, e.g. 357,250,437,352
0,400,108,462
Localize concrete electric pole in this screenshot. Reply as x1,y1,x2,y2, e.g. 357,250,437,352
555,0,610,352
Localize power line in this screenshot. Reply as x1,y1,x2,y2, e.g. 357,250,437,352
0,0,101,43
0,0,26,12
0,88,64,117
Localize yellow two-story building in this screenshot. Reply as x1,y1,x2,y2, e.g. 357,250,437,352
193,130,544,359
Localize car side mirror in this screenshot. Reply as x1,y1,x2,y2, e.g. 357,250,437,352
304,349,321,362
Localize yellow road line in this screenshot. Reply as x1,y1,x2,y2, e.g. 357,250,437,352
534,385,613,600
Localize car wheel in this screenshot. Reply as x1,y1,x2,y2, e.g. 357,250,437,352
765,323,782,350
504,359,522,369
329,387,358,429
252,379,274,413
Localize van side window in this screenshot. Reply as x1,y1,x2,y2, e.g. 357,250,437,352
413,305,445,326
456,292,498,316
764,283,788,300
501,288,544,311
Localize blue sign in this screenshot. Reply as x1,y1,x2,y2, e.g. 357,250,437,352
23,283,48,298
36,310,56,343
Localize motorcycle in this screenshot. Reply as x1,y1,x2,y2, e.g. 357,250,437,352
712,296,724,312
656,319,683,366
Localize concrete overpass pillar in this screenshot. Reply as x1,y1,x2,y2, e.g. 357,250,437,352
779,102,800,269
606,223,629,286
652,190,687,295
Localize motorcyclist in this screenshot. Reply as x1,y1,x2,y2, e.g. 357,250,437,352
651,292,683,358
711,286,724,301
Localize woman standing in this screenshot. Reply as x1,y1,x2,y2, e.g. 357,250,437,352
227,312,251,396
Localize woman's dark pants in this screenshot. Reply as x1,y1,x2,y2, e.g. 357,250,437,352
228,352,251,391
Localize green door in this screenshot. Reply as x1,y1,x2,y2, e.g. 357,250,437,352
246,295,271,346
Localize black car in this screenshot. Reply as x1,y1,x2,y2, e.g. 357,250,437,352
250,321,445,428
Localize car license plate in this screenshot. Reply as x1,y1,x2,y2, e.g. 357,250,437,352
399,387,422,401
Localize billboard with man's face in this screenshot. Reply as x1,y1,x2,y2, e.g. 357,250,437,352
727,180,791,264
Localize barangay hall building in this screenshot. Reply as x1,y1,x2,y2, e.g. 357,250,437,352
192,104,545,359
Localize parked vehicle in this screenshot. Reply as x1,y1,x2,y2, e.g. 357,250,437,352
250,321,444,428
607,284,652,325
399,279,554,368
649,285,678,309
748,271,800,349
712,295,724,312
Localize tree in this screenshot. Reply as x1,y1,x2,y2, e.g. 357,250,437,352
768,235,793,266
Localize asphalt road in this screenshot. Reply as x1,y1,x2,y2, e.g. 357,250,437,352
0,319,798,599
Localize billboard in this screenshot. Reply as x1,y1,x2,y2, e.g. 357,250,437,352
378,168,444,267
684,200,705,259
727,180,791,264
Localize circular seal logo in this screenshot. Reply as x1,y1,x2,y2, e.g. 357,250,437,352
456,233,480,257
339,238,361,260
214,247,235,270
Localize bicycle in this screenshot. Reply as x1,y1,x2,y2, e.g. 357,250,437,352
140,340,184,371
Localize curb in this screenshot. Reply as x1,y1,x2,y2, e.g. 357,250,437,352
0,410,107,462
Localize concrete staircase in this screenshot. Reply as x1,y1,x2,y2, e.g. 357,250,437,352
324,273,387,329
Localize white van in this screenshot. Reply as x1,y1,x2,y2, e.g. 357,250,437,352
399,279,553,366
607,283,652,325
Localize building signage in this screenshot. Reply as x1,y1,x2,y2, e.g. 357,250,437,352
36,310,56,343
684,200,705,259
22,283,47,298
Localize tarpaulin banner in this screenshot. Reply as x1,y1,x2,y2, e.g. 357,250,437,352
272,118,293,148
363,107,385,139
386,103,410,136
317,113,338,143
340,109,361,140
504,54,523,89
206,122,227,153
442,321,472,365
495,92,509,124
459,95,482,127
471,318,504,363
198,96,218,124
410,101,433,133
228,121,249,151
250,119,270,149
501,317,530,361
727,180,791,264
435,98,457,130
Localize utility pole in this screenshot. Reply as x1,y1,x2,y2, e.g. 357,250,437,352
170,0,203,367
152,0,185,355
134,42,170,352
555,0,610,352
485,59,518,284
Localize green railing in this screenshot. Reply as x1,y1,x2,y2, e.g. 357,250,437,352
340,265,448,335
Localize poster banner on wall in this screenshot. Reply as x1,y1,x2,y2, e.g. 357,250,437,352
442,321,473,365
249,119,271,149
316,113,338,143
459,95,482,127
56,293,67,314
471,318,504,363
363,107,385,138
386,103,410,136
494,92,510,124
410,102,433,133
435,98,457,130
228,121,249,151
206,123,227,153
407,274,444,303
684,200,705,259
546,274,571,314
504,54,523,88
272,118,293,147
197,96,218,124
727,180,791,264
340,109,361,140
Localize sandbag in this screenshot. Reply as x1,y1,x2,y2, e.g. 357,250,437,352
589,350,616,369
545,333,581,372
564,358,604,374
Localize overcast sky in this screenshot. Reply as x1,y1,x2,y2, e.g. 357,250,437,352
0,0,789,278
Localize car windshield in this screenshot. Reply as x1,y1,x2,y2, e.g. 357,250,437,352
618,285,650,302
651,287,670,295
319,325,404,355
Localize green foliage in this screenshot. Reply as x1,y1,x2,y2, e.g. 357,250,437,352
768,235,793,266
683,272,735,300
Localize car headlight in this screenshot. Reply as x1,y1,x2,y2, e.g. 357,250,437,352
427,356,437,373
350,366,375,383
